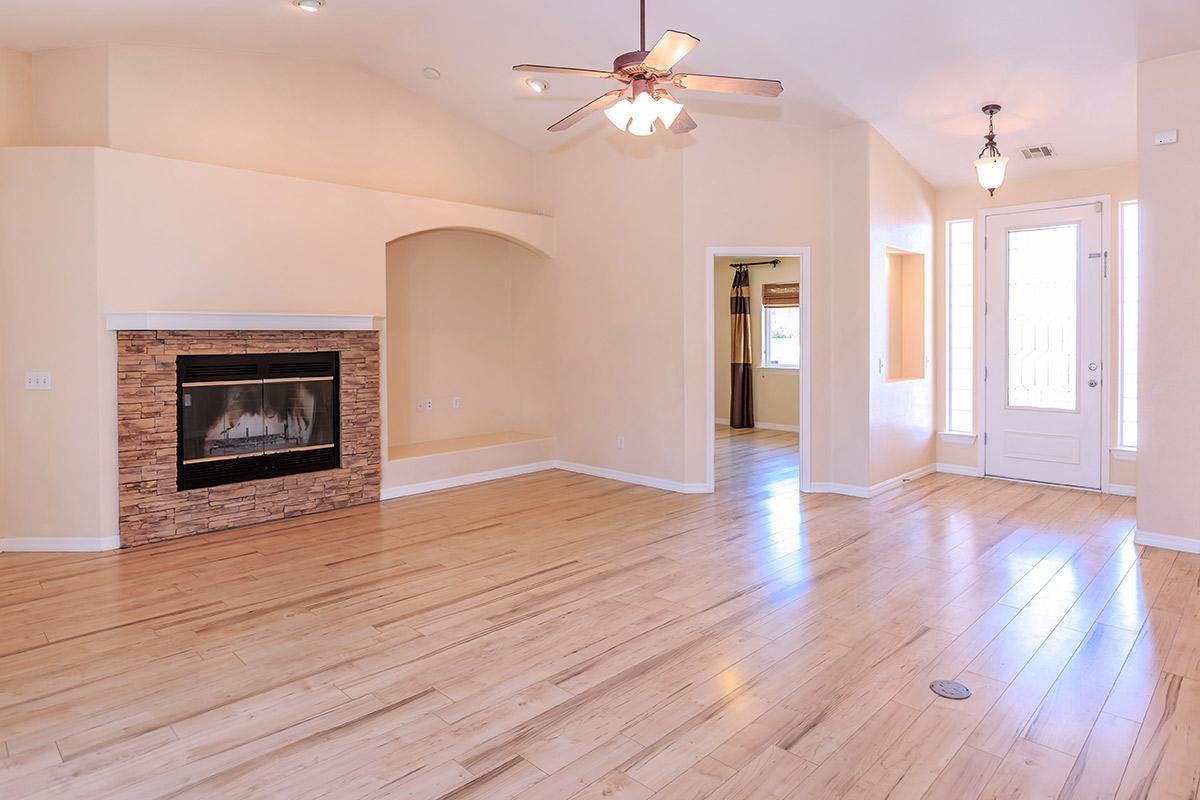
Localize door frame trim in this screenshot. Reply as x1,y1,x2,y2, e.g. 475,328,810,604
977,194,1113,492
705,246,812,493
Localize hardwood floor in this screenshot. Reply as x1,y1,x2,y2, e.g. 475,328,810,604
1,427,1198,799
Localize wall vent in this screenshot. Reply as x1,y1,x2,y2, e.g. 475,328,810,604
1019,144,1055,160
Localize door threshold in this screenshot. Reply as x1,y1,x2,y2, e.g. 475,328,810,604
982,473,1101,493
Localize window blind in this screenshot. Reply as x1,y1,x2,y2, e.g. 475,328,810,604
761,283,799,307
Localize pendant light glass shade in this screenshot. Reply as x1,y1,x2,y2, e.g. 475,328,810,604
603,98,634,131
629,91,659,129
604,85,688,135
974,154,1009,195
654,95,684,128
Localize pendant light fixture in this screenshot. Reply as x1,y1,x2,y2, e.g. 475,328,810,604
974,104,1008,196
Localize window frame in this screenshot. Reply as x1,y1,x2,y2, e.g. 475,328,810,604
1118,200,1139,449
761,305,800,369
945,218,975,434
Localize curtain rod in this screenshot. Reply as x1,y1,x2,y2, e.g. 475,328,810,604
729,259,781,268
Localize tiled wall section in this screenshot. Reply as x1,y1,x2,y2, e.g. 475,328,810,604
117,330,381,547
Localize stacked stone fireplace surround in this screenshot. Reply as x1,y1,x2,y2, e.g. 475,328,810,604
117,330,381,547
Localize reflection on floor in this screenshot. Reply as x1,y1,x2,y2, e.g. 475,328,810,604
0,427,1197,798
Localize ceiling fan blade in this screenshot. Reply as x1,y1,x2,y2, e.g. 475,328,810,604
672,73,784,97
658,89,696,134
547,89,627,132
669,107,697,134
643,30,700,73
513,64,615,79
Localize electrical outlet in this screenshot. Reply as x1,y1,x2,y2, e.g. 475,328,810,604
1155,129,1178,146
423,399,433,411
617,435,625,449
452,396,462,409
24,371,52,390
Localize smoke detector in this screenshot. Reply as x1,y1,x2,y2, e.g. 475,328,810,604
1019,144,1056,160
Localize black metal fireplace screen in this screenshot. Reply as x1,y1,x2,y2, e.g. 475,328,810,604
177,352,340,489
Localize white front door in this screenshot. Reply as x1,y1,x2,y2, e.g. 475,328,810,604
984,201,1104,489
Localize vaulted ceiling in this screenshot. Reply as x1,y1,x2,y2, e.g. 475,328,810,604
2,0,1198,188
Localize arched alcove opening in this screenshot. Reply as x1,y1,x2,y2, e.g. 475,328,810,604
384,227,555,463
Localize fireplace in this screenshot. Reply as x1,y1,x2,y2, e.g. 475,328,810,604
177,352,341,489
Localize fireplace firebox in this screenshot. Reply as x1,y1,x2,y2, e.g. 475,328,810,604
177,352,340,489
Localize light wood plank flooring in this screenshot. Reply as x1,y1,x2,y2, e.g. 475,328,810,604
1,427,1198,798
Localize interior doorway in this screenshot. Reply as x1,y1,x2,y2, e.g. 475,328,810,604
706,247,811,492
983,199,1107,489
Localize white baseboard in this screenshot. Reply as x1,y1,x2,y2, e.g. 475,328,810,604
380,461,557,500
554,461,713,494
0,536,121,553
381,459,714,500
867,464,936,497
806,482,870,498
806,464,936,499
753,422,801,433
1105,483,1137,497
713,418,800,433
936,462,985,477
1134,528,1200,554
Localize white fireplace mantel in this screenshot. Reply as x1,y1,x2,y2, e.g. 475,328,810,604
106,312,381,332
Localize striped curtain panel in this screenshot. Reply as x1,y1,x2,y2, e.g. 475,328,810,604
729,266,754,428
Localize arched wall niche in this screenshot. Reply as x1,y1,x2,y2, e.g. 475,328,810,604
383,226,557,458
383,225,553,260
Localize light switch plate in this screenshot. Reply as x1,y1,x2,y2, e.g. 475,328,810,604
1155,129,1178,145
24,371,52,390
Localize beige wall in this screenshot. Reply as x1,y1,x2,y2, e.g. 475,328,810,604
385,229,554,447
0,147,554,545
933,163,1138,489
540,132,688,483
867,129,936,486
713,257,802,428
1137,50,1200,546
31,46,109,146
682,119,837,487
0,48,32,146
825,125,873,488
28,44,539,212
545,117,928,492
0,149,108,542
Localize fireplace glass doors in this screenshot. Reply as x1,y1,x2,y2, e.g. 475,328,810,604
177,352,340,489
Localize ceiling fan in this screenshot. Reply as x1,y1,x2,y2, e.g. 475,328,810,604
513,0,784,136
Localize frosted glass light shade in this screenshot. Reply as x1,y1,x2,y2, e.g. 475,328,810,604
974,155,1009,193
604,98,634,131
629,91,659,128
655,96,684,128
628,118,655,136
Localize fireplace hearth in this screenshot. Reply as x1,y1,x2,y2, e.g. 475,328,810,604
177,352,340,489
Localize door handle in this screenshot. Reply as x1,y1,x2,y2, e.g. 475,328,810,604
1088,378,1099,388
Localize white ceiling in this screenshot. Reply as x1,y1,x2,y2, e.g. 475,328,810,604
2,0,1198,188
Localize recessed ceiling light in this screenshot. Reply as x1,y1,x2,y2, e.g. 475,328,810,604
525,78,549,93
422,66,442,80
292,0,324,12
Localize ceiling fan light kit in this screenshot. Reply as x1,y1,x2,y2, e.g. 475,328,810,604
974,103,1009,196
513,0,783,137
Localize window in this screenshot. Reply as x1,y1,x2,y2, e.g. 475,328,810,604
946,220,974,432
1006,225,1079,411
1119,201,1139,448
763,306,800,367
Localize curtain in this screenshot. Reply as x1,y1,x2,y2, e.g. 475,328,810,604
729,266,754,428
